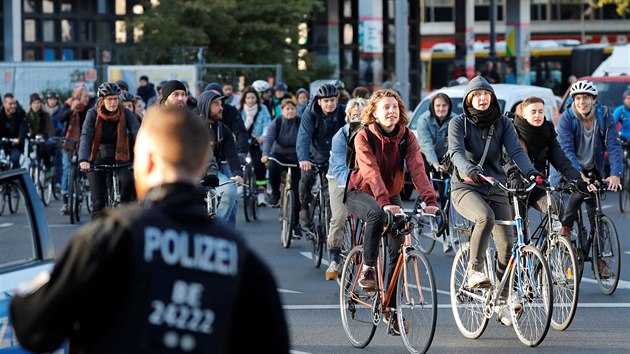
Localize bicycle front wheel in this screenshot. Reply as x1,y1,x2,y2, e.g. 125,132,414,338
450,243,488,339
280,189,293,248
509,245,552,347
620,162,630,212
593,216,620,295
339,246,376,348
397,250,437,354
546,236,579,331
8,183,20,214
311,201,324,268
249,171,258,220
411,216,435,254
68,167,77,224
242,174,251,222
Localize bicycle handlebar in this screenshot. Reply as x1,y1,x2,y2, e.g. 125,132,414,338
268,156,298,168
83,162,133,172
478,174,538,194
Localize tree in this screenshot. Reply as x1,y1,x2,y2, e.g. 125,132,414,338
133,0,325,89
592,0,630,15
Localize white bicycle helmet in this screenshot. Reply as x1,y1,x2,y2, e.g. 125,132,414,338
252,80,271,93
570,80,598,97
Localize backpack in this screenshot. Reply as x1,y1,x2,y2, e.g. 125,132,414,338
343,123,409,201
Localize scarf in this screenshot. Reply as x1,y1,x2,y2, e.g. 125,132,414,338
243,104,259,132
374,122,400,138
27,110,44,136
89,101,129,162
63,102,86,154
512,115,555,164
467,104,499,128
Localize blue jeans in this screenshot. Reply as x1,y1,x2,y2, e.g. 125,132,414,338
61,150,72,195
215,162,238,226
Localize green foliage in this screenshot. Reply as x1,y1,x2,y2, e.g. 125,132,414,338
593,0,630,15
133,0,324,89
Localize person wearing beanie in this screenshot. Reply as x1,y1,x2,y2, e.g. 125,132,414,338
136,75,156,106
295,88,309,116
613,89,630,141
159,80,188,107
26,93,56,176
448,76,540,326
197,90,244,227
115,80,129,92
204,82,249,156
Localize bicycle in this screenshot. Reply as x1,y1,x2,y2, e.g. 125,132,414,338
0,139,21,215
27,135,54,206
523,181,579,331
303,162,331,268
339,208,437,354
202,177,245,218
450,174,552,347
86,163,133,209
619,139,630,212
242,154,258,222
268,157,299,248
67,147,91,224
564,177,621,295
411,170,450,254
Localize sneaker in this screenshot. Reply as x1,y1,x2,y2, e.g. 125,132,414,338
268,194,280,208
384,311,409,336
257,193,267,207
325,261,340,280
358,266,376,291
598,258,612,278
291,225,302,239
495,305,513,326
467,271,491,288
60,204,69,215
299,205,310,228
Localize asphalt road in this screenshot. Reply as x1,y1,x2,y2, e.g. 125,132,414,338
41,190,630,354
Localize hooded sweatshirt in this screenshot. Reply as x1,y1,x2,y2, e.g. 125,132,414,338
417,94,456,165
447,76,537,193
295,96,346,163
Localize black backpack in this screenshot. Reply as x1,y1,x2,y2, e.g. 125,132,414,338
344,123,409,201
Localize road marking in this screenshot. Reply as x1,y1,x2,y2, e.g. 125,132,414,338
581,277,630,289
278,288,302,294
47,224,79,228
625,251,630,256
284,303,630,310
0,223,14,227
290,350,312,354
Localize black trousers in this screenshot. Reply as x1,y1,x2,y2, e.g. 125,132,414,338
87,165,134,219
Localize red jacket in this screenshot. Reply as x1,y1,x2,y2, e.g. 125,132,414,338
349,123,437,208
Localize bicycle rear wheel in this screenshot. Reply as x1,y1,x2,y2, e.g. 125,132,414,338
339,246,376,348
620,162,630,212
280,189,293,248
411,215,436,254
546,236,579,331
509,245,552,347
8,183,20,214
249,172,258,220
0,185,6,216
593,216,620,295
397,250,437,354
450,243,488,339
242,166,252,222
310,201,324,268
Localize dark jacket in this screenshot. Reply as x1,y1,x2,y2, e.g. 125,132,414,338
220,103,249,155
197,93,242,177
296,98,346,163
26,109,55,139
262,116,300,163
348,123,438,208
448,76,537,194
0,108,28,150
136,83,156,105
10,183,290,354
78,106,140,163
58,104,90,137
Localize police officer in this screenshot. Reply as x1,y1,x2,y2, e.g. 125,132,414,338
10,106,290,354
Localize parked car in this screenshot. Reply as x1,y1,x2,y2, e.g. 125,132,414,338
0,168,65,353
402,84,559,200
560,76,630,113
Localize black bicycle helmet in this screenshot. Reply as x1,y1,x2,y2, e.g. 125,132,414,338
120,91,135,102
316,83,338,98
98,82,121,98
330,79,345,90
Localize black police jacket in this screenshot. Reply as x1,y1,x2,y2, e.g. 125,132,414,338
10,182,289,354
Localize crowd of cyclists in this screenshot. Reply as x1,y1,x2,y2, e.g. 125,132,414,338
1,74,628,338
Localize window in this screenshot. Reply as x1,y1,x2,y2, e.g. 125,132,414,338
23,0,35,13
0,183,37,268
343,24,353,45
43,20,56,42
24,48,37,61
115,0,126,15
98,22,111,42
115,20,126,43
62,48,75,60
24,20,36,42
79,21,95,42
62,0,73,12
98,0,108,14
43,0,54,13
62,20,74,42
44,48,56,61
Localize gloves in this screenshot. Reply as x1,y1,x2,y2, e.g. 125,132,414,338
467,169,484,184
573,179,589,193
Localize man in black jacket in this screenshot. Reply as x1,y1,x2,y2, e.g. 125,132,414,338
136,75,156,106
204,82,248,156
10,105,290,354
0,93,28,169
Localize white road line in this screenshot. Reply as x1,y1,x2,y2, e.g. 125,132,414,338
47,224,79,228
624,251,630,256
284,303,630,310
581,277,630,289
0,222,14,227
278,288,302,294
290,350,313,354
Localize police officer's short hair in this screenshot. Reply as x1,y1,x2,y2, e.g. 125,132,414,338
141,106,210,176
